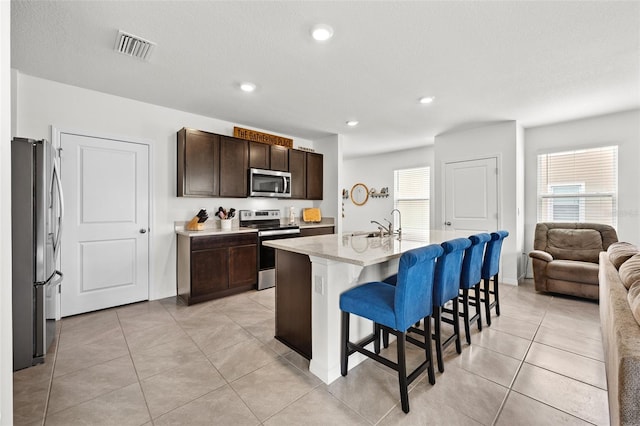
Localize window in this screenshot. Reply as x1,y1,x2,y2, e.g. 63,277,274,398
548,183,585,222
394,167,430,240
537,146,617,227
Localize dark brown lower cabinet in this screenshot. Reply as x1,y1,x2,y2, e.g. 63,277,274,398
177,233,257,305
275,249,312,359
299,226,334,237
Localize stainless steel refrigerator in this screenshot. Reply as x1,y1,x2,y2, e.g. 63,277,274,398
11,137,64,371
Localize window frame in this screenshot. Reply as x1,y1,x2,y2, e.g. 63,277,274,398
536,145,618,227
393,166,430,240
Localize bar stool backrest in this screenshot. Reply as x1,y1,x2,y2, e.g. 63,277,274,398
461,233,492,290
394,244,443,331
482,230,509,279
433,238,472,307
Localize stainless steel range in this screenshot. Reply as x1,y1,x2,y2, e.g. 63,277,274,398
239,209,300,290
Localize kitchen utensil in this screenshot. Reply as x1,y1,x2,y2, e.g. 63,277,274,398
196,209,208,223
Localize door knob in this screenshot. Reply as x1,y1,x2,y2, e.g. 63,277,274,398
139,228,147,234
445,221,452,226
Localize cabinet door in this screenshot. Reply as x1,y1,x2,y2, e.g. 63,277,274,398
306,152,323,200
289,149,306,199
177,128,219,197
248,141,269,170
191,248,228,297
270,145,289,171
229,244,257,288
219,136,248,197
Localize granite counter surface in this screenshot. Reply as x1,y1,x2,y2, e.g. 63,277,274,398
263,230,457,267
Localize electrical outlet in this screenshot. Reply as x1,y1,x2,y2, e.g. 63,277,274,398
314,275,324,295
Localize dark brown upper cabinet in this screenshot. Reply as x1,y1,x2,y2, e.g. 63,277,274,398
306,151,323,200
178,128,322,200
249,142,289,172
289,149,323,200
219,136,248,198
248,141,270,170
270,145,289,172
289,149,306,199
177,128,220,197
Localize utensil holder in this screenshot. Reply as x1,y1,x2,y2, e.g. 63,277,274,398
220,219,232,230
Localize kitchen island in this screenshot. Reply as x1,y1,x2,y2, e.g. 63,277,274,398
264,231,456,384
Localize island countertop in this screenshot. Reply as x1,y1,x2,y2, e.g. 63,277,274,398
263,230,458,267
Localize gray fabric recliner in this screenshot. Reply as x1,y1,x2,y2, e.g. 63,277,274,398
529,222,618,299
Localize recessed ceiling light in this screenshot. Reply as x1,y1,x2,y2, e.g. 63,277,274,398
240,82,256,92
346,120,359,127
311,24,334,41
419,96,435,104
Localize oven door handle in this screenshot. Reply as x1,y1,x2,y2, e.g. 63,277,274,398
259,229,300,237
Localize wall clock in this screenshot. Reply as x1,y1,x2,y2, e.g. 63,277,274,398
350,183,369,206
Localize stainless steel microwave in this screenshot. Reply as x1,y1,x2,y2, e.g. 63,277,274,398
248,168,292,198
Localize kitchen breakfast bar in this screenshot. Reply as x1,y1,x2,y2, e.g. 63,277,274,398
264,231,456,384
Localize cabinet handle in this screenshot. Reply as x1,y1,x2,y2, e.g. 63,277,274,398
444,221,452,226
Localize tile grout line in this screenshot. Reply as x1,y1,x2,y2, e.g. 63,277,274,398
41,321,63,426
172,294,285,424
157,300,253,423
115,307,156,425
490,294,550,426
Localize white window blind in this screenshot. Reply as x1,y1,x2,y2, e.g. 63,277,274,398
394,167,430,240
537,146,618,227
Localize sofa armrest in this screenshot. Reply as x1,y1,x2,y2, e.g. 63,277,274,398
529,250,553,262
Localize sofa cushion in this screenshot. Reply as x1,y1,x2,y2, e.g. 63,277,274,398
627,281,640,326
619,254,640,290
546,259,599,285
546,229,603,263
608,242,639,270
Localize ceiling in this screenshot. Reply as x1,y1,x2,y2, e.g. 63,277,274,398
11,1,640,158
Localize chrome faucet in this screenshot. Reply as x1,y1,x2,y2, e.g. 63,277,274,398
390,209,402,239
370,220,390,237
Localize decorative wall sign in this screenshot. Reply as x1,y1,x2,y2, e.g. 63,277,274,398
233,126,293,148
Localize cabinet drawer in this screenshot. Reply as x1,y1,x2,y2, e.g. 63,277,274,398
191,233,257,251
300,227,334,237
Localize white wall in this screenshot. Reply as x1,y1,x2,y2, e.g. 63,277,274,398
516,123,525,277
14,73,332,301
0,2,13,424
342,145,434,233
434,121,522,285
315,134,343,233
524,109,640,276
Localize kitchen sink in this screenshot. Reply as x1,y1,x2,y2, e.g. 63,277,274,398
350,231,391,238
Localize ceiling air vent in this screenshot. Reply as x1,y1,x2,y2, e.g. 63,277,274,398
114,30,156,61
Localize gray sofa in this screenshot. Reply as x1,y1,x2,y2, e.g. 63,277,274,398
530,222,618,299
599,242,640,425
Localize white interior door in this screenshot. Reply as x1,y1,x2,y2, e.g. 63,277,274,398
60,132,149,317
444,157,498,236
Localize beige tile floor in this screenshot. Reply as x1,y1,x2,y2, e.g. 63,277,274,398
13,279,609,425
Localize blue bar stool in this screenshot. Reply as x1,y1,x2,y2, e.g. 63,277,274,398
340,244,443,413
430,237,471,372
459,233,491,344
482,230,509,326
